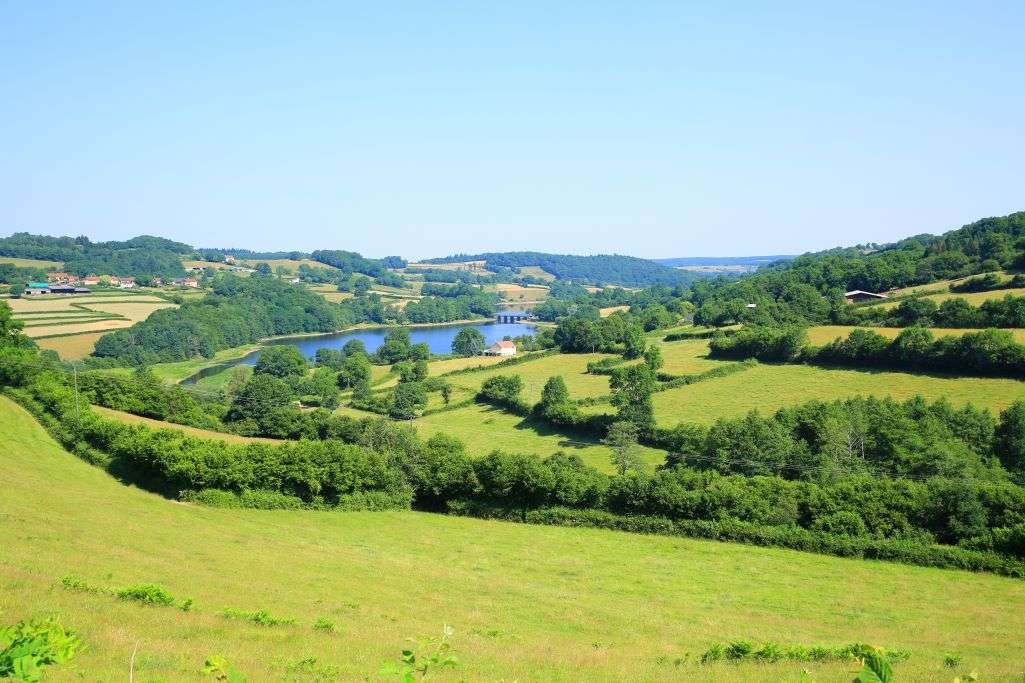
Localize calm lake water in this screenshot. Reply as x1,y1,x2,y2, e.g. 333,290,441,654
182,321,536,384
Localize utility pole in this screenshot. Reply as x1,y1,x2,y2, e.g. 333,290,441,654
73,363,80,425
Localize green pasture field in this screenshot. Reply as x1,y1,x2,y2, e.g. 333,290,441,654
3,397,1025,681
413,401,665,473
443,351,615,404
872,287,1025,310
0,256,62,268
807,325,1025,345
648,362,1025,426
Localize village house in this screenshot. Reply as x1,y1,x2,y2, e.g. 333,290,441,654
483,340,517,357
173,277,199,288
82,275,101,286
224,254,237,264
45,271,80,284
111,276,136,289
844,290,888,303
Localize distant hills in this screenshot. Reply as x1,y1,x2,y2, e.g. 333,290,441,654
420,251,696,287
655,255,794,267
654,254,795,275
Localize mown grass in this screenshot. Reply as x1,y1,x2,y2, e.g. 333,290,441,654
650,362,1025,425
35,332,111,360
3,397,1025,681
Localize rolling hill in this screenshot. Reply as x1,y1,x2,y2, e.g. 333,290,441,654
421,251,697,287
3,396,1025,681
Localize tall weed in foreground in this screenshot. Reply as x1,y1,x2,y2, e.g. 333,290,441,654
0,617,83,682
379,625,459,681
202,655,246,682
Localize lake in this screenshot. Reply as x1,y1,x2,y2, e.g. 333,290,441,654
181,321,536,383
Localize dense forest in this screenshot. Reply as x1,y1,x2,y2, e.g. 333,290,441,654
422,251,697,287
90,274,345,365
0,233,192,280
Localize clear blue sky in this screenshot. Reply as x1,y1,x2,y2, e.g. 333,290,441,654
2,2,1022,260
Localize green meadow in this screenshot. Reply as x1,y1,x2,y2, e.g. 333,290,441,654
4,397,1025,681
650,362,1025,426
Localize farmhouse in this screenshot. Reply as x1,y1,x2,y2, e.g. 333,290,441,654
110,276,136,289
844,290,888,303
48,286,91,295
484,340,517,357
82,275,101,286
173,277,199,288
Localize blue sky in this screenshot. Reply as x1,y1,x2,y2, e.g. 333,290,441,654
1,2,1022,259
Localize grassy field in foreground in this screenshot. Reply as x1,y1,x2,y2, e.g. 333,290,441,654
651,362,1025,425
3,397,1025,681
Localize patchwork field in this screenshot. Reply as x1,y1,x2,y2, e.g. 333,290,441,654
35,332,111,359
309,283,354,303
495,283,550,304
406,260,490,273
8,294,178,351
4,397,1025,681
650,362,1025,426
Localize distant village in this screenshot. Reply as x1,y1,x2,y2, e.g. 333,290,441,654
23,271,201,296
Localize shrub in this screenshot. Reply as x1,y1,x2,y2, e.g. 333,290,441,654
117,583,176,606
221,608,296,627
0,617,83,681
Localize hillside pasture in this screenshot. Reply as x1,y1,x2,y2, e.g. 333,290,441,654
0,256,62,268
90,405,279,444
414,402,664,473
406,260,490,273
871,287,1025,310
807,325,1025,345
238,258,340,273
517,265,556,281
444,352,615,404
309,284,354,303
35,332,111,359
650,362,1025,426
495,283,549,304
4,397,1025,681
655,339,733,375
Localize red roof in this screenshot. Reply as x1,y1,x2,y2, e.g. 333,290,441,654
494,340,515,349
